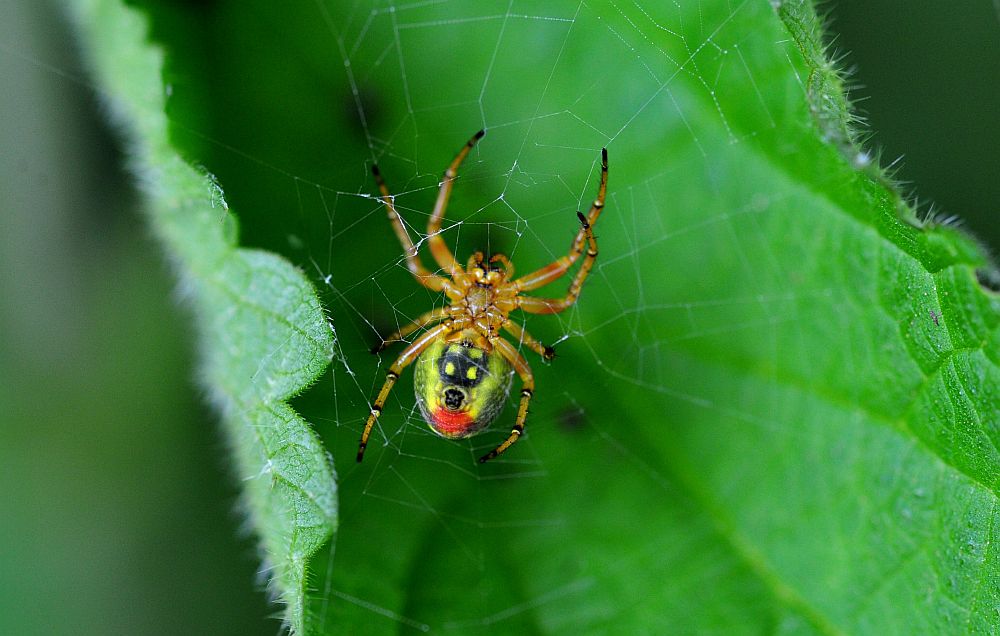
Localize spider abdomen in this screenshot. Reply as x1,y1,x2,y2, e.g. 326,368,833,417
414,339,512,439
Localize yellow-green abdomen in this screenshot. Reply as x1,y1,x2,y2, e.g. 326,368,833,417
413,340,512,438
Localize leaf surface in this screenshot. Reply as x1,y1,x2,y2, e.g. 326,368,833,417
75,0,1000,633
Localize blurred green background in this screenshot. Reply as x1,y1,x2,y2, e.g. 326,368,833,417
0,1,996,634
0,2,272,634
826,1,1000,250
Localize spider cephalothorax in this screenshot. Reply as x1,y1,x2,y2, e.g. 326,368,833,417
358,130,608,463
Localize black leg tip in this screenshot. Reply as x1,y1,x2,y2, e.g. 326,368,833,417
576,211,589,228
371,164,380,176
478,453,491,464
543,346,556,361
474,129,486,140
370,342,384,355
356,447,366,463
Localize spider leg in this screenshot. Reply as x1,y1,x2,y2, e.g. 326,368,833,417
371,305,456,353
517,209,599,315
479,336,535,463
502,318,555,361
372,164,460,297
513,148,607,292
358,321,459,462
428,130,485,278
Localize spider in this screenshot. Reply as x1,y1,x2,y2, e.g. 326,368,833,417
357,130,608,464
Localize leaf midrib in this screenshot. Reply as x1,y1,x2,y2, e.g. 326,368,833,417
590,383,849,635
601,335,993,635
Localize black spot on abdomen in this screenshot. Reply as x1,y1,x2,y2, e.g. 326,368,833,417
438,345,489,388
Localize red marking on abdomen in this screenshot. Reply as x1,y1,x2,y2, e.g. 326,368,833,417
431,407,477,438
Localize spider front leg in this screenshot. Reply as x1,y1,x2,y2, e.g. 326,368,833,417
428,130,485,278
479,336,535,463
371,164,460,298
513,148,607,292
358,321,458,462
518,211,599,315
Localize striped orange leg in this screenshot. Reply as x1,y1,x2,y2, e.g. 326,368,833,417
518,210,600,315
502,319,555,361
479,336,535,463
372,164,460,298
371,305,455,353
513,148,607,292
358,321,458,462
428,130,485,278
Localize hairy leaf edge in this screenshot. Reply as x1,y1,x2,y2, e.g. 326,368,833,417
65,1,338,633
774,0,1000,289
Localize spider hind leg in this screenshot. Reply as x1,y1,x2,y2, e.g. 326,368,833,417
478,337,535,463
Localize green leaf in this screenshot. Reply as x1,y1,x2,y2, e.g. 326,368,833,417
75,0,1000,633
66,1,337,633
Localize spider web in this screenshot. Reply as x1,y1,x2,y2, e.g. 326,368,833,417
5,0,996,633
249,0,831,631
134,0,846,630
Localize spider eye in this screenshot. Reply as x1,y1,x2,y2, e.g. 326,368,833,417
443,388,465,411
